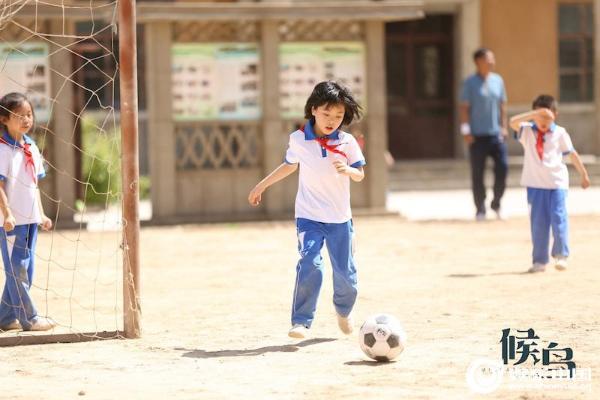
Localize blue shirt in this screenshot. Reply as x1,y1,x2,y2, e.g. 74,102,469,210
460,72,507,136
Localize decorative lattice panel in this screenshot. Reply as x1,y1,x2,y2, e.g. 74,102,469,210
283,120,304,135
283,120,367,149
284,120,366,134
279,20,364,42
175,122,262,170
173,21,260,43
0,18,42,41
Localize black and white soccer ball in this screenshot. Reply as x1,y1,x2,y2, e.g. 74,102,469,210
359,314,407,362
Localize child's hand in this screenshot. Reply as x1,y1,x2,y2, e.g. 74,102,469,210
40,215,53,231
3,214,16,232
248,185,265,207
536,108,555,120
333,159,351,175
581,175,591,189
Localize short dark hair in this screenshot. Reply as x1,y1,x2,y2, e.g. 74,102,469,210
473,47,490,61
0,92,35,132
304,81,362,126
532,94,557,112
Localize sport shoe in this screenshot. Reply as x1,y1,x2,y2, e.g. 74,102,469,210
336,314,353,335
28,316,56,331
288,324,308,339
528,263,546,273
0,319,21,332
475,212,486,222
555,257,568,271
493,208,504,221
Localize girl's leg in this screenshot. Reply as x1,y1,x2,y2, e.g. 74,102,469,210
0,225,38,329
527,188,551,265
0,229,17,326
325,220,357,318
26,224,38,285
0,281,17,327
291,219,326,328
550,189,569,258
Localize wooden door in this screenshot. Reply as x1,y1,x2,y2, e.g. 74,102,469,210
386,16,455,159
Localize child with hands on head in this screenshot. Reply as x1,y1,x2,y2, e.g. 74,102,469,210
509,94,590,273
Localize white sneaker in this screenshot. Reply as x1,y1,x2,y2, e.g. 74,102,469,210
493,208,504,220
475,212,486,222
555,257,568,271
288,324,308,339
336,314,354,335
28,316,56,331
528,263,546,273
0,319,21,332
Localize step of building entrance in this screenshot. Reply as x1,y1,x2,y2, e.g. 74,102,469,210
389,155,599,191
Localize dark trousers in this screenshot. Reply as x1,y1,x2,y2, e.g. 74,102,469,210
468,135,508,214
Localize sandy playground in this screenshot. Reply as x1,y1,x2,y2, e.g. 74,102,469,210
0,214,599,399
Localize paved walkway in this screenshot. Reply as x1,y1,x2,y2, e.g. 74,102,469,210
387,187,600,221
76,187,600,231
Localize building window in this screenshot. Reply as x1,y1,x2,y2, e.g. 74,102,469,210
73,22,147,111
558,3,594,102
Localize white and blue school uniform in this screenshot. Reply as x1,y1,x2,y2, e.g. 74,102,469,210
0,131,46,330
284,121,366,328
516,122,574,265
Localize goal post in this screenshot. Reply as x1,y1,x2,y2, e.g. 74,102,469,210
119,0,142,340
0,0,142,345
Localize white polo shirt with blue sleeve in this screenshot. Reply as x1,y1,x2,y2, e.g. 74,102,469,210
516,122,574,190
284,121,366,224
0,132,46,226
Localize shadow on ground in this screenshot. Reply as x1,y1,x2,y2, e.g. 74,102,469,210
344,360,395,367
447,271,529,278
177,338,337,359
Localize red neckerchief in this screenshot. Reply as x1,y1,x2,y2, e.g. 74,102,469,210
535,126,549,161
301,124,348,160
0,136,38,184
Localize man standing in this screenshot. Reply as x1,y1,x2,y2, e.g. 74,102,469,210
460,48,509,221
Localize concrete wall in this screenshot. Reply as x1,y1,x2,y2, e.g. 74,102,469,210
481,0,559,104
145,19,388,222
481,0,598,156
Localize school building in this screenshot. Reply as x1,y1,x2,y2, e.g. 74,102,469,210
386,0,598,160
1,0,598,223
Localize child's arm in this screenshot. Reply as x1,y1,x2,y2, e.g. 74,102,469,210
0,182,16,232
509,109,550,132
36,189,52,231
569,151,591,189
332,160,364,182
509,108,555,133
248,163,298,206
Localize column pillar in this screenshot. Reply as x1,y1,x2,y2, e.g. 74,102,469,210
145,22,176,219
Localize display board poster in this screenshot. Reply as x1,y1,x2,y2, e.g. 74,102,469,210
280,42,366,119
172,43,260,121
0,43,51,122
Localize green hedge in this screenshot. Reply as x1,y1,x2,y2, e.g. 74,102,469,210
80,117,150,206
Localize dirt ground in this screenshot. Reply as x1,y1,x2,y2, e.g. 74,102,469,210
0,215,599,399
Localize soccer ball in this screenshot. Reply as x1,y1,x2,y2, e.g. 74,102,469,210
359,313,407,362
